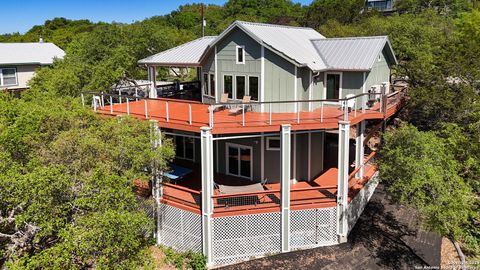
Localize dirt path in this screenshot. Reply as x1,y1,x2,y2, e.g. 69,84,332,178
219,185,442,270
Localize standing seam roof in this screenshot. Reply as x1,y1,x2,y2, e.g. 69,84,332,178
0,43,65,65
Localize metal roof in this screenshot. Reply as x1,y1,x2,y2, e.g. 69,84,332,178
138,36,217,66
212,21,328,71
0,42,65,65
311,36,397,71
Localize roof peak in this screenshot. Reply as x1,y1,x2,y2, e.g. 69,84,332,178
311,36,388,41
235,20,316,31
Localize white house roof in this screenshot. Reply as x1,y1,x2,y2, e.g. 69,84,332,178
212,21,328,71
311,36,397,71
0,42,65,65
138,36,217,66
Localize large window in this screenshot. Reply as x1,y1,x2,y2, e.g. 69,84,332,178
203,73,209,95
236,46,245,64
248,76,258,101
236,76,245,100
174,136,195,161
266,137,280,151
326,73,341,99
0,68,17,86
209,74,215,97
226,143,252,179
224,75,233,99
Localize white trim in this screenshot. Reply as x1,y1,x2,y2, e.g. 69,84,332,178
215,139,219,173
222,74,233,99
214,46,218,102
362,72,366,94
247,75,259,101
261,133,265,181
0,67,18,87
308,71,313,111
308,131,311,181
292,133,297,182
202,72,210,97
266,137,281,151
260,45,265,112
234,75,246,100
323,72,343,104
209,73,216,98
235,45,245,64
294,66,298,112
225,142,253,180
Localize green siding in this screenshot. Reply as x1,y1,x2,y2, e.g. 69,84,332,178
296,67,310,111
342,72,364,98
365,48,391,92
264,48,295,112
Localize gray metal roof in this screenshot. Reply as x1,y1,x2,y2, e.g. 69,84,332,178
213,21,328,71
0,42,65,65
138,36,217,66
311,36,397,71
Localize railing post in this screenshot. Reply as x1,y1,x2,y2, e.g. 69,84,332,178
110,96,113,114
355,120,365,179
93,96,97,112
189,104,192,125
166,101,169,122
242,104,245,127
100,92,104,108
135,88,138,101
280,124,291,253
362,94,366,113
269,103,272,125
343,100,349,121
144,99,148,118
200,127,214,267
380,83,387,114
118,90,122,104
126,98,130,115
320,102,324,122
81,93,85,107
209,106,213,128
337,120,350,243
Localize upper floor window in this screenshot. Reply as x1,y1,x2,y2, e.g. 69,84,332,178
224,75,233,99
203,73,209,95
0,68,17,86
209,73,215,97
248,76,258,101
236,46,245,64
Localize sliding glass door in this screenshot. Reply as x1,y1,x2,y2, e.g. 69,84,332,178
226,143,252,179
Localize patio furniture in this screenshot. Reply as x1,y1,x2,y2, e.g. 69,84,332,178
217,182,264,194
163,164,193,184
211,93,229,112
343,94,356,112
216,182,266,208
229,95,251,115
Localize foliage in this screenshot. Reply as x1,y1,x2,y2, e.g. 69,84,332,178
162,246,206,270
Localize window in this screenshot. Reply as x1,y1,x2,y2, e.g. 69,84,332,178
248,76,259,101
0,68,17,86
209,74,215,97
226,143,252,179
203,73,209,95
236,76,245,99
236,46,245,64
224,75,233,99
326,73,341,99
266,137,280,151
174,136,195,161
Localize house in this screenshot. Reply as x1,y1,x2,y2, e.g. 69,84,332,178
366,0,395,11
0,42,65,90
87,21,405,267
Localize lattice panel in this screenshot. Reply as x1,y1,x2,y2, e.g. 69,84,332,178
290,207,337,249
212,212,281,265
347,172,379,234
158,204,202,252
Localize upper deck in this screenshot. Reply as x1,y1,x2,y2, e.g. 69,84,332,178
86,85,406,134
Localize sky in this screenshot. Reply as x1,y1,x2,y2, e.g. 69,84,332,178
0,0,312,35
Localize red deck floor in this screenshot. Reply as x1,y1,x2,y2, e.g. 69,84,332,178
96,97,402,134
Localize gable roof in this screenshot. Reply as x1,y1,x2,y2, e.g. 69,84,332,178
210,21,327,71
311,36,397,71
0,43,65,65
138,36,217,66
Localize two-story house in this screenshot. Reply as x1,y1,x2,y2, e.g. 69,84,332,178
88,21,405,267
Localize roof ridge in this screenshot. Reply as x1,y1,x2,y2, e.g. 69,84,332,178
142,36,216,61
235,20,316,31
311,36,388,41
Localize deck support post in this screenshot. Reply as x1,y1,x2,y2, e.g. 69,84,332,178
355,120,365,179
148,66,157,98
280,124,291,253
150,121,163,245
337,120,350,243
200,127,214,266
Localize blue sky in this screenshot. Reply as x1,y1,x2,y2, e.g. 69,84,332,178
0,0,312,35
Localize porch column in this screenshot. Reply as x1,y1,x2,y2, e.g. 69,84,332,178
148,66,157,98
200,127,214,266
280,124,291,252
150,120,163,245
337,120,350,243
355,120,365,179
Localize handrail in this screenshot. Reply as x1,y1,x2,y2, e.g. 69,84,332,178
82,91,202,105
212,189,280,199
161,182,201,195
348,151,377,180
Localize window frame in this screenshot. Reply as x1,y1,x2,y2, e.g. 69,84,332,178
247,75,259,101
0,67,18,87
225,142,253,180
209,73,215,98
235,75,246,100
323,72,343,103
236,45,245,64
173,135,195,162
203,73,209,96
223,74,233,99
266,137,281,151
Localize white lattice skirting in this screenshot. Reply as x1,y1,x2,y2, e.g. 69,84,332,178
157,204,202,253
290,207,337,250
347,171,380,234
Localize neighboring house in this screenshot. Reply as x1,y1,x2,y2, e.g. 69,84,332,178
91,21,405,267
0,42,65,90
366,0,395,11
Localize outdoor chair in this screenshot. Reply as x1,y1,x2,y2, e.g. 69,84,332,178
211,93,229,112
343,94,356,113
229,95,251,115
92,95,102,110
